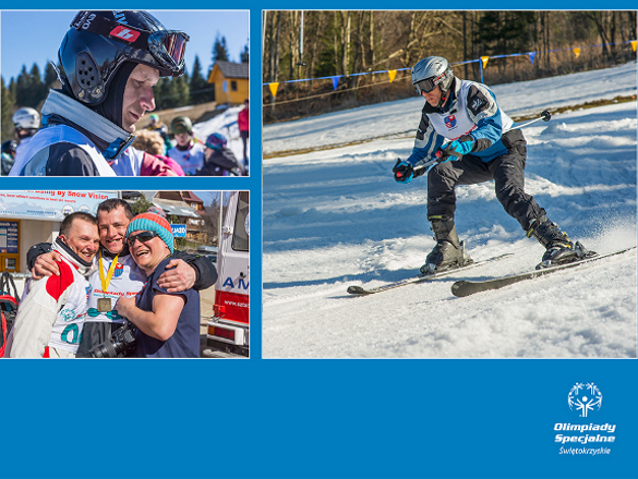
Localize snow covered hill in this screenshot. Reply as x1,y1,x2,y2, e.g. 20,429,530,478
192,105,248,168
262,63,638,359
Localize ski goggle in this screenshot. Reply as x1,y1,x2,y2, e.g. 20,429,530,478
147,30,189,74
414,73,446,94
127,230,160,247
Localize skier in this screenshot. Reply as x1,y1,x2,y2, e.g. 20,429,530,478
393,56,589,274
166,116,205,175
196,132,246,176
9,10,189,176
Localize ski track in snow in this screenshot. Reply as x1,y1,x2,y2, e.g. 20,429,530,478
262,63,638,359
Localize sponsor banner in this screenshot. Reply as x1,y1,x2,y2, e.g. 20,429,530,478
0,190,116,221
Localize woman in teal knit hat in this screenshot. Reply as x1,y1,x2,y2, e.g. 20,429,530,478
115,207,200,357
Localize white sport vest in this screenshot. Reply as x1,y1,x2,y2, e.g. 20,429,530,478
427,81,514,140
10,125,116,176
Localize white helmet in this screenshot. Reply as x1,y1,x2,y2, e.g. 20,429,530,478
12,107,41,130
411,56,454,95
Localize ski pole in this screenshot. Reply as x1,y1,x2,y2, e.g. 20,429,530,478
411,110,552,177
513,109,552,130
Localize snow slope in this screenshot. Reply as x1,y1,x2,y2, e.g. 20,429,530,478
263,62,637,156
192,105,248,168
262,62,637,359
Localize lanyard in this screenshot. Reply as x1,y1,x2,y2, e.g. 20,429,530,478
98,250,120,293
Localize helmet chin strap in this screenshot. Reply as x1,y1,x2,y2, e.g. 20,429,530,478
91,61,137,129
438,92,447,109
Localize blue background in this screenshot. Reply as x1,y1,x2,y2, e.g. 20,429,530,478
1,1,637,479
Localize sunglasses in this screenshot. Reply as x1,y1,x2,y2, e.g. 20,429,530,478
127,231,160,247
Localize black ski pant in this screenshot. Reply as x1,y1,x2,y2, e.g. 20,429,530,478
427,129,543,232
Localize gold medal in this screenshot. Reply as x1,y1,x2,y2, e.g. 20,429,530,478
97,297,112,312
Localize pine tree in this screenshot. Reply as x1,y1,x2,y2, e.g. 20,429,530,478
1,77,15,142
240,44,249,63
44,62,60,87
212,33,230,63
29,63,47,107
15,65,32,108
190,56,210,104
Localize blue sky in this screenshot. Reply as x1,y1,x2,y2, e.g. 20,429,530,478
1,10,249,82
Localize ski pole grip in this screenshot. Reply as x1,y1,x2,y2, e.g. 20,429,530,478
412,165,426,178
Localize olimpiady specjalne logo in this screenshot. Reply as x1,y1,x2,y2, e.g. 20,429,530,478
568,383,603,418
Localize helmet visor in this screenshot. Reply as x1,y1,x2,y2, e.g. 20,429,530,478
148,30,189,75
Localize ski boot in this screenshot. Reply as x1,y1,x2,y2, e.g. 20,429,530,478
527,214,595,269
421,218,473,275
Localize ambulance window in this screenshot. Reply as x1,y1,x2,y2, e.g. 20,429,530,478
232,191,249,252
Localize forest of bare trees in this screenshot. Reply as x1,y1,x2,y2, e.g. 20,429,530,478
262,11,637,123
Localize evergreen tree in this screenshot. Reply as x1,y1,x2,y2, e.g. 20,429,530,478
212,33,230,63
15,65,32,107
174,74,191,107
29,63,47,107
240,44,249,63
190,56,210,104
1,77,15,142
44,62,60,87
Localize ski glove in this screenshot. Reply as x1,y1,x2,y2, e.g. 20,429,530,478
393,159,414,183
436,136,475,163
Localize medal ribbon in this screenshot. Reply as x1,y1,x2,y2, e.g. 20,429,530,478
99,250,121,293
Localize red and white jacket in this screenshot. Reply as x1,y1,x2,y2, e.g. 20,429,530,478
7,239,94,358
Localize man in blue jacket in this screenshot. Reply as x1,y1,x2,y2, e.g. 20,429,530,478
394,56,589,274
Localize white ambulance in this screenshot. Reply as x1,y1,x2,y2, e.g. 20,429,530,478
205,191,249,358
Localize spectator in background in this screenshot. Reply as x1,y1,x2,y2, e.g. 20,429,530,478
132,130,185,176
237,98,249,168
196,133,246,177
1,140,17,176
12,107,41,156
166,116,205,175
145,113,172,154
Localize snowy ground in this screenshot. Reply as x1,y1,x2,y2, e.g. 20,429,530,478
262,62,637,359
192,105,249,170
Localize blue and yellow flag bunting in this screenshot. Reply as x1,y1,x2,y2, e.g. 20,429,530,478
263,39,637,98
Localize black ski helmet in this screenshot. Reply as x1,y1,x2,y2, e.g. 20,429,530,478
411,56,454,95
58,10,189,106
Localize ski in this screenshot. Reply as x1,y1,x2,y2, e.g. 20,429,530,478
451,246,637,298
347,253,514,296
